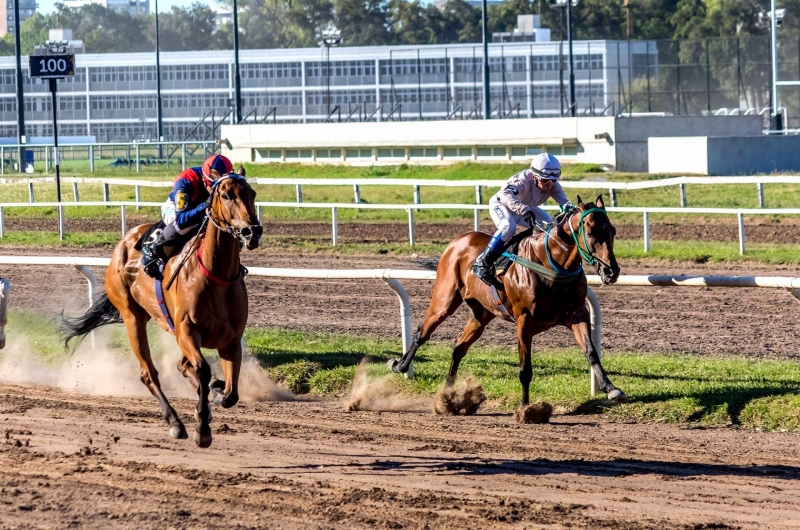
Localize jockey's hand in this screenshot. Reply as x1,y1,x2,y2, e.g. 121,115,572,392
560,201,575,212
523,210,537,228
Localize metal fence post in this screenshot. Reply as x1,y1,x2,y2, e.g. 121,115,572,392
181,143,186,170
103,183,110,203
643,211,650,252
475,185,482,205
257,205,262,224
679,183,687,207
121,205,127,235
45,146,50,173
135,144,140,173
331,207,338,246
473,207,480,232
135,185,141,210
353,184,361,204
757,183,764,208
58,205,65,240
738,212,745,255
0,206,4,238
72,181,79,202
28,181,34,203
610,188,618,207
408,208,416,246
296,184,303,203
89,145,94,173
1,146,5,175
413,185,421,204
127,145,131,170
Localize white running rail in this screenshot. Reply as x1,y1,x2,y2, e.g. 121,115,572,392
2,257,800,394
0,200,798,255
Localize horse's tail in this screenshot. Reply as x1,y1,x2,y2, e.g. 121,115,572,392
416,256,440,271
61,290,123,348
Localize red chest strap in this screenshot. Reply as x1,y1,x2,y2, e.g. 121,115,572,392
196,240,247,285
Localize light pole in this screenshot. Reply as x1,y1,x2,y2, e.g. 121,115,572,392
481,0,490,119
13,0,25,171
232,0,242,123
760,3,785,130
318,27,341,121
154,0,164,153
553,0,578,117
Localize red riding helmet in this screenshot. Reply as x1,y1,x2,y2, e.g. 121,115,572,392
201,154,234,187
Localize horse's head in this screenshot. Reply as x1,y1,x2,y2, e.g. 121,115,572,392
573,195,620,285
209,165,263,250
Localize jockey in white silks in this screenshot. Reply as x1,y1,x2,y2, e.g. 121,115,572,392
472,153,572,285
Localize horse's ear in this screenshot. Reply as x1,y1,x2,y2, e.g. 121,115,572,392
237,165,246,177
576,195,586,211
596,194,605,209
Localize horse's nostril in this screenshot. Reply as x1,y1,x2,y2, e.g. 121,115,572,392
241,227,252,238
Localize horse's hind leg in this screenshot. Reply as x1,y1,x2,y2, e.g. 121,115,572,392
210,339,242,408
175,325,213,448
565,307,626,402
445,301,494,387
121,309,187,439
390,279,463,374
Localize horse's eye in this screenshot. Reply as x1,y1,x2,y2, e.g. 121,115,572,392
221,192,232,201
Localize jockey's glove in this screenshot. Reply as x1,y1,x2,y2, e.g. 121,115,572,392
560,201,575,212
523,210,537,227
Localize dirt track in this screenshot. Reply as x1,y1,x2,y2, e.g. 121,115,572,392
3,382,800,529
1,249,799,359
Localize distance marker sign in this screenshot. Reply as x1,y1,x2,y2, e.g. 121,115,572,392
28,54,75,79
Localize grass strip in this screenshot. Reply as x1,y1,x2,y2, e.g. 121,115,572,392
4,311,800,431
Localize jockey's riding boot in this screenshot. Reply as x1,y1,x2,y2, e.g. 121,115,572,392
472,234,505,286
140,230,165,278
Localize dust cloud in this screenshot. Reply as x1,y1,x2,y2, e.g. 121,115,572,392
345,359,429,412
432,377,486,416
0,327,294,402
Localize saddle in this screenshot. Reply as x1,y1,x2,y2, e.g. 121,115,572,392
134,222,200,263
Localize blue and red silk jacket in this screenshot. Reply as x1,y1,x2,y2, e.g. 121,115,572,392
169,167,210,229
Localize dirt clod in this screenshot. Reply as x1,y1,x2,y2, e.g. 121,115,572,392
513,402,554,424
432,378,486,416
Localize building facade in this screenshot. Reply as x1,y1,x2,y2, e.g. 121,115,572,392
0,40,655,143
61,0,150,16
0,0,37,37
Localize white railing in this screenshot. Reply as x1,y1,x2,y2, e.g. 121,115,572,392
2,256,800,395
3,174,800,209
1,200,797,255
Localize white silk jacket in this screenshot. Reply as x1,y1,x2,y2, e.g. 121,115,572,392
491,169,569,215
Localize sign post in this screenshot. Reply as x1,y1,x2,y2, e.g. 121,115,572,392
28,52,75,203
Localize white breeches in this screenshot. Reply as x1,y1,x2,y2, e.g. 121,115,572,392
488,201,551,242
161,199,195,236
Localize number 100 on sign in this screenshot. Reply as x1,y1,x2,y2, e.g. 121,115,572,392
28,54,75,79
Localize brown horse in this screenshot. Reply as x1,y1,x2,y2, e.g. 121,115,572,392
62,166,262,447
389,195,625,408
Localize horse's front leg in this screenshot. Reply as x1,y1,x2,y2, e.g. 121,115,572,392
0,277,9,349
175,324,213,448
211,338,242,408
565,307,626,402
516,314,535,407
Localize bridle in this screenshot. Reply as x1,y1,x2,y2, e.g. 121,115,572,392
206,173,256,247
544,207,609,277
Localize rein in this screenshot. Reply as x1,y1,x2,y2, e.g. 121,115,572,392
506,207,607,281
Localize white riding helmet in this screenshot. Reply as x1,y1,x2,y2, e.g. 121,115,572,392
530,153,561,180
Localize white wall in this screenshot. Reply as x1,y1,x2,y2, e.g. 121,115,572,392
221,117,617,166
648,137,709,174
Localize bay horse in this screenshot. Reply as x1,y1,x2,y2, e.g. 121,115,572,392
389,195,626,410
62,166,262,447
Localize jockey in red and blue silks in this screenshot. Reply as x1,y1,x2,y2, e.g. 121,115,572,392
140,154,234,277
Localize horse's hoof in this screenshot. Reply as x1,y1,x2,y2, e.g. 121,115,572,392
387,359,401,373
169,424,188,439
193,429,213,448
608,389,627,403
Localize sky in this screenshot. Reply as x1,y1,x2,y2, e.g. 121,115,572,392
37,0,212,16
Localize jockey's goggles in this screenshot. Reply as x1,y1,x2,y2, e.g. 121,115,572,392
531,167,561,181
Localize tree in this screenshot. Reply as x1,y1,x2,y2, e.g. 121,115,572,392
157,3,218,52
333,0,391,46
388,0,433,44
